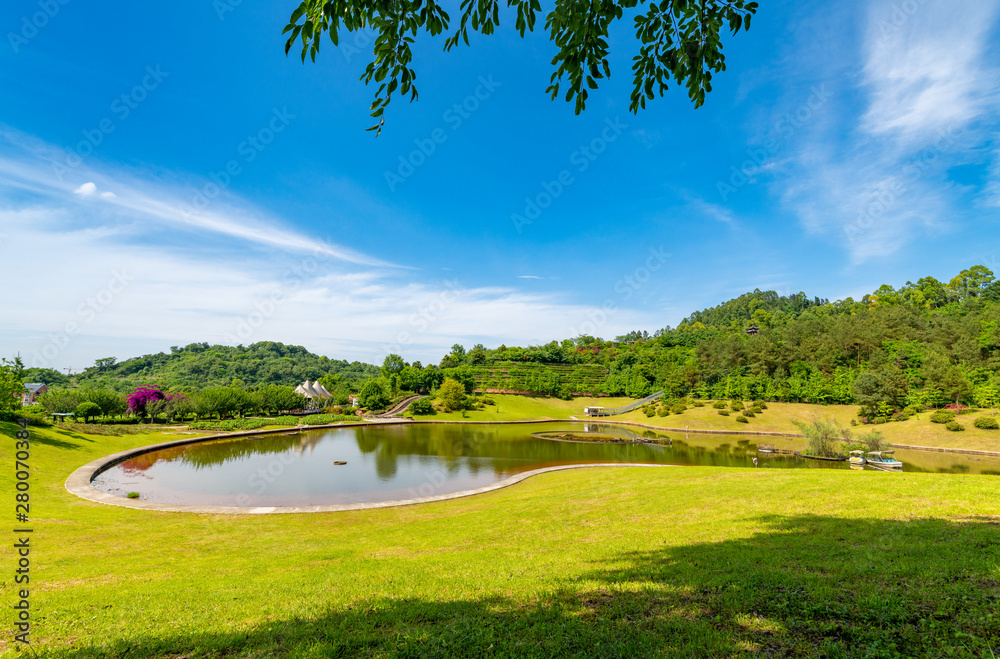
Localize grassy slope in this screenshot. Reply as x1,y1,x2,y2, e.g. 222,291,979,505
428,396,1000,453
1,421,998,657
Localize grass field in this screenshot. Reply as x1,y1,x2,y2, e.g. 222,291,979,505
1,419,999,657
427,396,1000,453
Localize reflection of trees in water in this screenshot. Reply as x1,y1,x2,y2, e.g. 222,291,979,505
119,433,325,473
119,425,998,478
348,425,676,477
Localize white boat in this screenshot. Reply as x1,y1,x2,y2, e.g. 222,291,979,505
866,450,902,470
849,450,866,467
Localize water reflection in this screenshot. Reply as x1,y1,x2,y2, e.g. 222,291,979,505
94,423,1000,507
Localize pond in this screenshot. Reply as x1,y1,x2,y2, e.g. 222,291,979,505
91,422,1000,508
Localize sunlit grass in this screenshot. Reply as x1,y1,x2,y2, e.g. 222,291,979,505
1,420,997,656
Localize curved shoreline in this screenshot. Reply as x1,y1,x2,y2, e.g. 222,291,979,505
67,457,671,514
65,417,1000,515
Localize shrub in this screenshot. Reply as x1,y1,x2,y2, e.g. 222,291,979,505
74,401,102,423
930,410,956,424
126,492,140,499
741,409,755,418
188,419,269,432
657,407,669,417
16,409,52,427
712,401,727,409
409,398,434,415
754,400,768,409
730,401,744,411
873,416,889,424
850,419,857,426
670,404,686,415
974,416,999,430
436,377,467,412
946,420,965,431
717,409,731,416
693,401,705,407
859,429,886,452
644,407,656,417
793,418,849,458
736,416,749,423
751,405,763,414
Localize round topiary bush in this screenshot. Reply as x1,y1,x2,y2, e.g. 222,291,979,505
644,407,656,417
713,401,727,409
974,416,999,430
931,410,956,424
754,400,768,409
657,407,669,417
751,405,763,414
730,401,744,411
742,409,755,418
409,398,435,415
736,416,749,423
946,420,965,432
671,404,686,415
693,401,705,407
74,401,102,423
718,409,731,416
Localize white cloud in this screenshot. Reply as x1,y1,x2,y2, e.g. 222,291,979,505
774,0,1000,263
0,128,397,268
0,201,662,371
862,0,1000,147
686,194,736,225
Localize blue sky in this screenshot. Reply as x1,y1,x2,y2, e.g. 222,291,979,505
2,0,999,371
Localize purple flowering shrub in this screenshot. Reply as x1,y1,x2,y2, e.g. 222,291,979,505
126,386,166,418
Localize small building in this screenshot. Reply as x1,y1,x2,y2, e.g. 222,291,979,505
21,383,47,405
348,395,360,407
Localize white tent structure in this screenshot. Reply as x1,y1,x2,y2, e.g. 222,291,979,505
294,380,319,407
312,381,332,399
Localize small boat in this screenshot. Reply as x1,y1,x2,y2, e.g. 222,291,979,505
758,443,776,453
866,451,902,470
794,452,848,461
849,450,866,467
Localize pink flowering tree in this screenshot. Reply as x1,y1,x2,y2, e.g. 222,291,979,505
127,386,166,419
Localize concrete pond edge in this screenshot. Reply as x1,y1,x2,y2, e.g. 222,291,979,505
65,417,999,515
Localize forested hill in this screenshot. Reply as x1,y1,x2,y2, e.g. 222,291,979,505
679,290,829,331
20,266,1000,413
435,266,1000,412
24,342,379,392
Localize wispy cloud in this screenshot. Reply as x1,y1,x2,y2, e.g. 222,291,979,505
0,132,665,368
0,128,398,268
686,194,736,225
862,1,1000,146
776,0,1000,263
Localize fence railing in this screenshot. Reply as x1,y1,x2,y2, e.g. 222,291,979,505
584,390,665,416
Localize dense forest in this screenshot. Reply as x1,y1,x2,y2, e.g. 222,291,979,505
436,266,1000,417
18,266,1000,420
22,342,378,393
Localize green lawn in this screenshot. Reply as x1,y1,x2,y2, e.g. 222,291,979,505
422,395,1000,454
1,420,998,657
427,394,638,422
